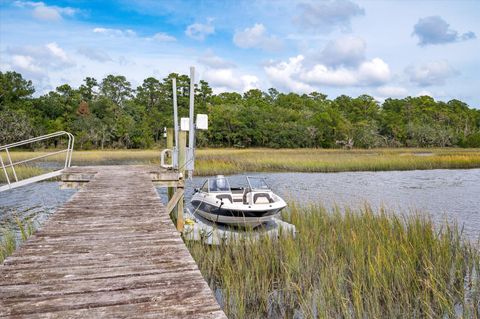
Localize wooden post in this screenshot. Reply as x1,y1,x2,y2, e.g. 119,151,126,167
167,186,174,203
166,128,173,156
166,127,174,205
176,191,184,231
174,130,187,232
178,131,187,176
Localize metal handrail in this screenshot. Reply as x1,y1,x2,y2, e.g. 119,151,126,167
0,131,74,192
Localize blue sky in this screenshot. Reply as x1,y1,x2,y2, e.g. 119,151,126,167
0,0,479,107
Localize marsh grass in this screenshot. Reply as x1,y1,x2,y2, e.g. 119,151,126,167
0,228,16,263
0,165,46,184
0,150,160,183
0,216,36,263
4,148,480,180
186,205,480,318
7,149,160,165
195,148,480,175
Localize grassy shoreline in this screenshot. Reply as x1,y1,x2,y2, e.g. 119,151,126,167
2,148,480,183
195,147,480,175
186,205,480,318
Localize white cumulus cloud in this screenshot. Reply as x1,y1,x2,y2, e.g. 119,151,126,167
294,0,365,33
5,42,75,81
302,64,357,86
14,1,77,21
357,58,391,85
417,90,433,97
93,28,136,37
152,32,176,42
12,55,43,74
376,86,408,98
46,42,69,62
233,23,282,51
405,60,458,86
203,68,259,92
185,20,215,40
77,47,112,62
198,51,236,69
241,75,260,92
264,55,391,92
265,54,391,92
319,36,366,66
264,56,315,93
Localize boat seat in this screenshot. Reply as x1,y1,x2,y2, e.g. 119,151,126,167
253,193,274,204
231,188,244,194
216,194,233,203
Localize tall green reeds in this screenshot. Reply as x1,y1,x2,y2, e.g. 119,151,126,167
0,228,17,263
186,205,480,318
0,217,36,263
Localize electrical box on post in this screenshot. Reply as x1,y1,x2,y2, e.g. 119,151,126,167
196,114,208,130
180,118,189,131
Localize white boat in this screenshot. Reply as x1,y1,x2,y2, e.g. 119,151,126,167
190,175,287,227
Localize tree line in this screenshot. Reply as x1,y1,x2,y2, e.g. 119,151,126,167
1,71,479,149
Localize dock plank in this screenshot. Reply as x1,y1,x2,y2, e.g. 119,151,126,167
0,166,225,318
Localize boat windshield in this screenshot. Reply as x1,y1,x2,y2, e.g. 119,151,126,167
247,177,270,190
208,176,231,192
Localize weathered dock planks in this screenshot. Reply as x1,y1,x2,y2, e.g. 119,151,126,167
0,166,226,318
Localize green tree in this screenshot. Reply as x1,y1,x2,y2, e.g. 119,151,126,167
100,75,133,107
0,109,34,144
0,71,35,108
79,77,98,102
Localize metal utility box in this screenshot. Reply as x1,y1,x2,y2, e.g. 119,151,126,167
180,118,189,131
196,114,208,130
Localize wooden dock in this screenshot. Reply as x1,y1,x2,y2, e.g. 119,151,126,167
0,166,226,318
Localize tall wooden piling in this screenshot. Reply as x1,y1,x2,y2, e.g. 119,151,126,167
166,128,174,201
175,130,187,231
166,128,173,155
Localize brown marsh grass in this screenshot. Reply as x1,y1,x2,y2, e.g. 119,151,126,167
186,205,480,318
2,148,480,183
195,148,480,175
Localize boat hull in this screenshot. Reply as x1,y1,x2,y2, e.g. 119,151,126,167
191,199,283,227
